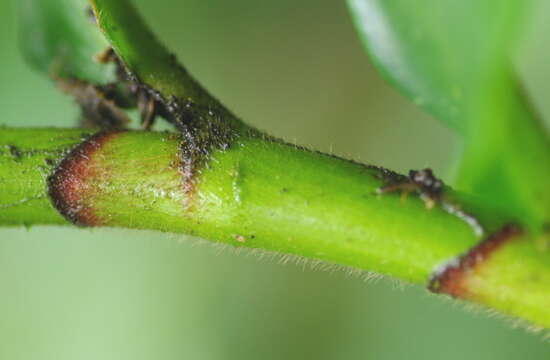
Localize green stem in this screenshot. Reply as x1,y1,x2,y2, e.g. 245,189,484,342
1,127,550,328
0,128,478,282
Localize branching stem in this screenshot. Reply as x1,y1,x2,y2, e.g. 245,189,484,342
5,0,550,330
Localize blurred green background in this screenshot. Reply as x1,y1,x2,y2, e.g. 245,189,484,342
1,0,549,358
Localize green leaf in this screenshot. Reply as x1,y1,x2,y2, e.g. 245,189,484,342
347,0,529,132
18,0,115,84
348,0,550,228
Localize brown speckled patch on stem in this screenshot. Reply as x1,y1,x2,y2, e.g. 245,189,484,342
428,224,523,298
89,0,240,194
47,131,124,226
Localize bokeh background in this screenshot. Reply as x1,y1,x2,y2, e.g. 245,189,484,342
1,0,550,358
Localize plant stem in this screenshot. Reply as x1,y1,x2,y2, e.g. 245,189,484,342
0,128,477,282
1,127,550,328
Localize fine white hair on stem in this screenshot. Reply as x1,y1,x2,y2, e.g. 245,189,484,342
173,233,384,283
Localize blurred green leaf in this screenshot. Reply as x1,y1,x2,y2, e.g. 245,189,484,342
18,0,115,84
347,0,529,133
348,0,550,227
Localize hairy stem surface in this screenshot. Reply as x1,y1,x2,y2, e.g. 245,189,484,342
1,127,549,328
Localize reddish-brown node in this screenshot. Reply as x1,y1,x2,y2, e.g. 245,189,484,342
428,224,523,298
47,131,122,226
